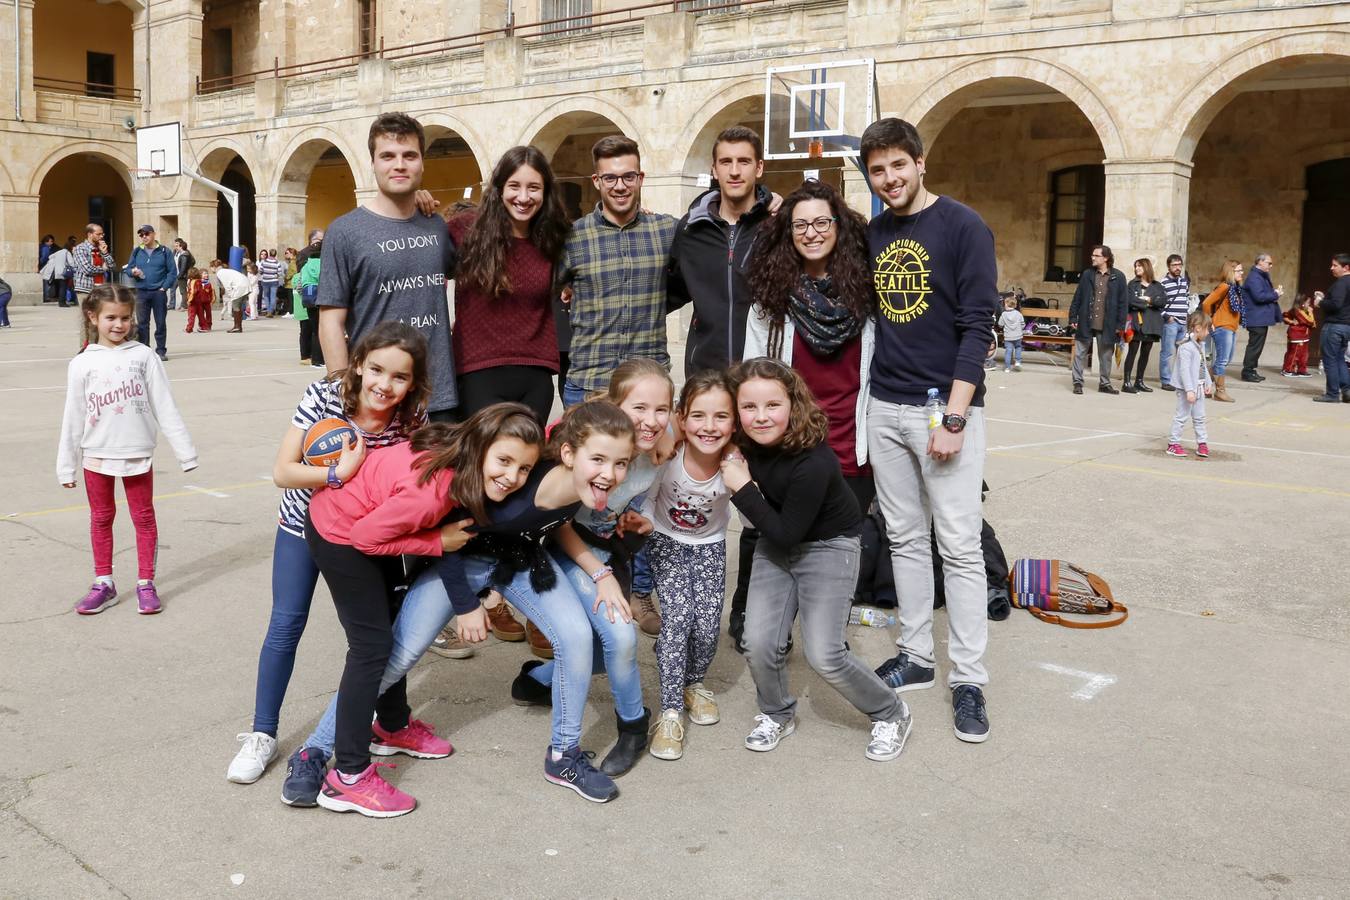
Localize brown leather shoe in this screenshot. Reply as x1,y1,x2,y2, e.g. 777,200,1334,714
485,600,526,642
526,619,554,659
632,592,661,637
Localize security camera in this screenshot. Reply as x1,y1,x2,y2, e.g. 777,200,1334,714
123,117,136,132
651,87,665,97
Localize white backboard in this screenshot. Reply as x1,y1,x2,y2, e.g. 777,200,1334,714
135,122,182,177
764,59,875,160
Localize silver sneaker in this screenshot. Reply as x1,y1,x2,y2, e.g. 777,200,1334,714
865,702,912,762
744,714,795,752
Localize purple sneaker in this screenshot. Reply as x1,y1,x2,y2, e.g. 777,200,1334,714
136,583,162,615
75,582,118,615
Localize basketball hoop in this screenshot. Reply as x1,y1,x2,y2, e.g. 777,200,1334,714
131,168,161,190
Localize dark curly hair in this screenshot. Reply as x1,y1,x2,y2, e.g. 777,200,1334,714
747,180,874,356
728,357,830,454
455,146,571,297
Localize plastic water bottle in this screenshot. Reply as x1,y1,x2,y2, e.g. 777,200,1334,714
848,607,897,628
925,388,945,432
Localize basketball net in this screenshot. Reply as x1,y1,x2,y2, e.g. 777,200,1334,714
131,168,161,191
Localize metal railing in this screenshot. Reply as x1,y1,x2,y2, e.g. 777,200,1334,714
195,0,787,94
35,75,141,103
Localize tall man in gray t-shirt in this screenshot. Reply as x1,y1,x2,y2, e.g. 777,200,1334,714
319,112,458,418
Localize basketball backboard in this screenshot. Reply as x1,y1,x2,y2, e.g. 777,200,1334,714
135,121,182,177
764,59,875,160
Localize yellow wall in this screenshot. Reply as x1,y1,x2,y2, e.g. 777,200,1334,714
304,161,357,238
420,155,484,206
33,0,134,91
38,155,134,267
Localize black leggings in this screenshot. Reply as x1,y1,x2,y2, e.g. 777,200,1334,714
1122,338,1155,383
299,314,324,366
305,514,410,775
457,365,555,424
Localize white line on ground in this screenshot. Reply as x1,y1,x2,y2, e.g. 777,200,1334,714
0,369,313,393
1037,662,1118,700
185,484,230,499
988,416,1350,460
0,346,295,365
988,432,1125,452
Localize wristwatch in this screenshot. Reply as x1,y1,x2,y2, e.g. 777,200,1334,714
941,413,967,434
326,464,344,489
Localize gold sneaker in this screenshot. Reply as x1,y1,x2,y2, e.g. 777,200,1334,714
648,709,685,760
684,683,720,725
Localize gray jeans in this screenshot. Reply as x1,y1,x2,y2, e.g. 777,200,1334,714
1169,392,1208,444
744,534,903,726
867,398,989,688
1072,332,1115,386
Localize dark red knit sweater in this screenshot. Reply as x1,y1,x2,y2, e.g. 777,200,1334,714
448,211,559,375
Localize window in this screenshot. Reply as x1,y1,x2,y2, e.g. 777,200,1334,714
86,52,115,98
209,29,234,79
678,0,738,10
541,0,591,34
1045,165,1104,279
359,0,378,55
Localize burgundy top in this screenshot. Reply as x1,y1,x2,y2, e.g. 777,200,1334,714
791,330,869,477
448,211,559,376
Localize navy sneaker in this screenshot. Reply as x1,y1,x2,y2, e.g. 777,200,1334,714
280,746,328,807
952,685,990,743
543,746,618,803
874,652,936,693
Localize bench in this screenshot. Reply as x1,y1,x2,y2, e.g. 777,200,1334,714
1006,306,1075,349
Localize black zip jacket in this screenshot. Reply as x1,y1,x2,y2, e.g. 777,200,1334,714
666,186,772,374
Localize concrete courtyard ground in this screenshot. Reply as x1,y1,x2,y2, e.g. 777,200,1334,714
1,304,1347,899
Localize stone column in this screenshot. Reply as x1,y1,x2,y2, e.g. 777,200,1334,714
0,192,42,303
179,197,219,263
256,191,307,253
1102,158,1193,271
134,0,204,126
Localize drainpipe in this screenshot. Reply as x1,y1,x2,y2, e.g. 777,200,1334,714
142,0,150,114
14,0,22,121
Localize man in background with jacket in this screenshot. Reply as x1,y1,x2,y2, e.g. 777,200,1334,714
126,224,177,361
1068,244,1128,395
1240,253,1282,382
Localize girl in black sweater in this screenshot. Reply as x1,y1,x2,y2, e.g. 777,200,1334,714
721,358,912,761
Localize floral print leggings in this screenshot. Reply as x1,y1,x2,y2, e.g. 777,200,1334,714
647,533,727,712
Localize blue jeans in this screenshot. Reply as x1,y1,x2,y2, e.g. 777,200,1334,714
535,547,644,722
252,527,322,735
1003,339,1022,368
306,552,595,756
1321,323,1350,399
1159,319,1187,383
562,379,588,409
260,282,278,313
0,291,10,326
135,288,168,356
1210,327,1235,377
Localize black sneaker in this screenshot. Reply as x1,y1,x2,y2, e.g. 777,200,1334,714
543,745,618,803
511,660,553,707
280,746,328,807
1098,383,1119,394
1160,383,1175,391
1072,383,1083,395
952,685,990,743
874,652,936,693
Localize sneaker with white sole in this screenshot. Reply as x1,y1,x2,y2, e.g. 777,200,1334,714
648,709,686,761
683,683,719,725
865,702,912,761
952,685,990,743
428,626,475,659
317,763,416,817
227,731,278,783
744,714,795,752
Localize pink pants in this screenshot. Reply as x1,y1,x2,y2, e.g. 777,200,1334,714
85,468,157,580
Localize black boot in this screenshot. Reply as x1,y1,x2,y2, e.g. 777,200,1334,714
600,707,650,777
1134,379,1153,393
510,660,553,707
728,608,747,655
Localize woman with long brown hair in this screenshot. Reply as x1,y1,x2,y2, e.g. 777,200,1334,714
1200,259,1245,402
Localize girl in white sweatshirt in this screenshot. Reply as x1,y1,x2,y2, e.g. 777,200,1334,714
58,285,198,616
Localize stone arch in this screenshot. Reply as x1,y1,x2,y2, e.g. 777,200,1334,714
903,56,1125,161
185,139,260,199
676,77,768,177
1161,29,1350,162
415,113,493,182
517,96,644,162
29,142,136,196
271,128,365,196
517,107,636,221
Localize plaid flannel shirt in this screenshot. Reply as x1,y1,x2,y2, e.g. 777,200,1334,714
73,240,112,294
560,206,677,392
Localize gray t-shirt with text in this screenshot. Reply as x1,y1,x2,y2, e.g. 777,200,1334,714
318,206,458,411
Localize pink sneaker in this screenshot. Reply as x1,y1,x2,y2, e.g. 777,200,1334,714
75,582,118,615
370,718,453,759
136,583,162,615
1196,443,1210,459
316,763,416,817
1165,443,1186,458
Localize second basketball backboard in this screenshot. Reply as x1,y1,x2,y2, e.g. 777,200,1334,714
764,59,875,160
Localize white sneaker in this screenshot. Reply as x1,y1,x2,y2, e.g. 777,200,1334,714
227,731,278,784
744,714,794,752
865,702,912,761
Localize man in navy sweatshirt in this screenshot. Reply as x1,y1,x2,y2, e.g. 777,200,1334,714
860,118,997,745
126,224,178,361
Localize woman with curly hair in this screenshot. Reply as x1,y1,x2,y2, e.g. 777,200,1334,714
448,145,571,425
733,179,876,650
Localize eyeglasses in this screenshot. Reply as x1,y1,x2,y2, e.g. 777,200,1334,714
791,217,836,235
598,172,641,187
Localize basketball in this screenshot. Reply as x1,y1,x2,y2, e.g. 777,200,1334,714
302,417,357,467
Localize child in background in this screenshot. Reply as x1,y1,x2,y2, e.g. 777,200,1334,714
1281,293,1315,378
722,358,912,761
643,371,737,762
245,262,260,321
57,284,198,615
997,295,1025,371
184,267,212,333
0,274,12,327
1167,310,1215,459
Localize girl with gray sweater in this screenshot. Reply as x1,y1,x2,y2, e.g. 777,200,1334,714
1166,310,1215,459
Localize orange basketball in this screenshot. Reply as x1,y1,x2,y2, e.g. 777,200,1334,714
302,417,356,467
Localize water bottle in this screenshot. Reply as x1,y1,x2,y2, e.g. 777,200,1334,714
925,388,945,432
848,607,897,628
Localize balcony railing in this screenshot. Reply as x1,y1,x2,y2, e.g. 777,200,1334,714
35,75,140,103
195,0,779,94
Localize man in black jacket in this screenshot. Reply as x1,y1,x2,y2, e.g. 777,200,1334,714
1068,244,1129,394
1312,251,1350,403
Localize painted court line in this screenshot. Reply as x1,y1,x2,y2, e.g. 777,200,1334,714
0,346,296,365
6,479,273,519
987,432,1124,452
185,484,230,499
1037,663,1117,701
0,369,313,393
987,416,1350,461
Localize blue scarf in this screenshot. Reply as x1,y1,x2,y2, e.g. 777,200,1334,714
1227,283,1244,319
